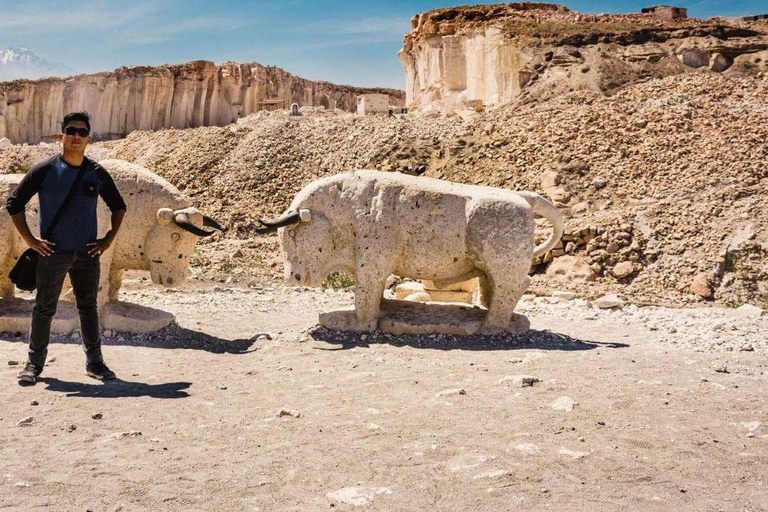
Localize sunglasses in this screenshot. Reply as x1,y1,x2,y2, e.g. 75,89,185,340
63,126,90,137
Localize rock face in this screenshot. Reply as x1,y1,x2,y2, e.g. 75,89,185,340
398,3,768,109
0,60,404,144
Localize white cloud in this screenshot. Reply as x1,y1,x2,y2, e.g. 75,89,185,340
296,16,409,38
0,3,160,31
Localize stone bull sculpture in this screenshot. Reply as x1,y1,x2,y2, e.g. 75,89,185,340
257,170,563,334
0,159,224,331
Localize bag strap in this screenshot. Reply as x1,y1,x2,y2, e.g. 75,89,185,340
42,160,87,240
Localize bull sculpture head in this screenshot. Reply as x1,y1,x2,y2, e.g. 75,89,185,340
145,207,225,287
257,208,352,287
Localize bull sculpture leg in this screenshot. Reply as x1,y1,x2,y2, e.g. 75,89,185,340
353,243,391,331
477,256,531,335
0,278,14,299
0,245,13,298
96,249,116,308
108,267,124,301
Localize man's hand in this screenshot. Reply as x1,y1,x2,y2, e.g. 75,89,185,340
87,232,114,257
26,236,55,257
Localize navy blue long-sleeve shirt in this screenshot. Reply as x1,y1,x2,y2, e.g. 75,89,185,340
5,155,127,252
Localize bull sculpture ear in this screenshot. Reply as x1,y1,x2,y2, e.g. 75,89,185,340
299,209,312,222
157,208,174,225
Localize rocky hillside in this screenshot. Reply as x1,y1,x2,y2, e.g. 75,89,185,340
399,2,768,109
0,60,404,144
3,72,762,307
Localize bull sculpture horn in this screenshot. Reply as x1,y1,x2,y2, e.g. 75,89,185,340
203,215,226,232
174,212,214,237
255,210,301,234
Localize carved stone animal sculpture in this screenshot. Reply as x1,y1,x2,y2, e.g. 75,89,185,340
0,159,224,307
257,170,563,333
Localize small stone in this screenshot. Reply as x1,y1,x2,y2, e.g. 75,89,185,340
559,447,589,459
740,344,755,352
103,330,114,337
713,364,728,374
498,375,540,387
551,396,578,412
30,400,38,406
435,388,467,398
67,424,77,432
92,413,103,420
7,360,19,366
552,290,576,301
592,178,607,189
612,261,634,279
592,294,624,309
17,417,33,426
277,408,301,418
746,432,756,438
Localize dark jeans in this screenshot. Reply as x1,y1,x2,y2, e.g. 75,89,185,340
28,251,102,367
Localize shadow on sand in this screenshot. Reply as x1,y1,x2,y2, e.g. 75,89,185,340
36,377,191,399
309,326,628,352
0,326,268,354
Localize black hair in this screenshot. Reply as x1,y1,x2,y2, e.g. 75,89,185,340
62,111,91,132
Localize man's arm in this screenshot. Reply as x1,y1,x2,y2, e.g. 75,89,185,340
6,159,55,257
11,213,55,257
87,164,127,257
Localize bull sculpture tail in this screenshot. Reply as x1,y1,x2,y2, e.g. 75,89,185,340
517,192,564,259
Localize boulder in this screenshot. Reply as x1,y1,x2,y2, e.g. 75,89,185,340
690,272,714,298
612,261,634,279
546,256,596,282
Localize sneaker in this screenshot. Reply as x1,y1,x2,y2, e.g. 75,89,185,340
17,363,43,383
86,361,116,381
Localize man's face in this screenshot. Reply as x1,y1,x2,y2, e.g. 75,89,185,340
62,120,90,153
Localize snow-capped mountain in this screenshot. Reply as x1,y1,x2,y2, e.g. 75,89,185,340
0,46,74,81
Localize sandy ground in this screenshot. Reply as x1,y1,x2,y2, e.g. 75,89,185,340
1,276,767,512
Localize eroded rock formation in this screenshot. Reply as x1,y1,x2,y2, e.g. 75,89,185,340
0,60,404,144
398,3,768,109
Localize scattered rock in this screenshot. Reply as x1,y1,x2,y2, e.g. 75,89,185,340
435,388,467,398
277,408,301,418
552,290,576,301
546,256,596,282
498,375,540,387
109,431,143,439
559,447,589,459
551,396,578,412
7,360,19,366
514,443,541,454
17,417,33,426
326,486,392,507
92,413,103,420
712,364,729,374
612,261,634,279
67,425,77,432
690,273,713,298
592,294,624,309
30,400,38,406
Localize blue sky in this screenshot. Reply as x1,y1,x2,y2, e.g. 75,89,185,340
0,0,765,89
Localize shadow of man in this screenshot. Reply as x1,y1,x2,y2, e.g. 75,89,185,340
38,377,191,399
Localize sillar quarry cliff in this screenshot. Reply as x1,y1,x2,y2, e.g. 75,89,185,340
0,60,404,144
398,2,768,109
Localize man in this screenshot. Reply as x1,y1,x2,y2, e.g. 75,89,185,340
5,111,126,384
